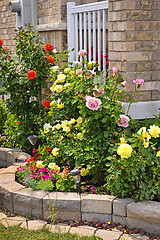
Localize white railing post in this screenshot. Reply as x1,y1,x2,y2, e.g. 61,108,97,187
67,2,76,62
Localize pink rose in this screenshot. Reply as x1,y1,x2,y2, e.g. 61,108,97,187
121,81,127,87
112,66,118,73
76,69,83,74
86,96,102,111
117,115,130,128
83,95,92,101
78,49,87,56
93,85,104,97
85,72,92,79
133,78,144,85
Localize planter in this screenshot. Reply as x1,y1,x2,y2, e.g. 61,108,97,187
0,148,160,235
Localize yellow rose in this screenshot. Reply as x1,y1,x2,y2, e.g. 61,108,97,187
63,126,70,133
48,162,56,170
36,161,45,168
137,127,146,135
143,141,149,148
55,124,61,130
141,131,151,141
69,118,76,125
54,84,63,93
61,120,68,127
80,168,89,176
64,68,71,74
52,147,59,156
77,132,83,140
117,144,132,159
120,137,126,144
57,73,66,82
156,151,160,157
148,125,160,138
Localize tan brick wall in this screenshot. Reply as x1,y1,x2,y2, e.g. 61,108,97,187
108,0,160,101
0,0,16,52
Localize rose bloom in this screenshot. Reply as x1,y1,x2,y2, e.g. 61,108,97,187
93,84,104,97
86,96,102,111
17,121,21,125
78,49,87,56
43,100,50,108
133,78,144,85
112,66,117,73
121,81,127,87
45,43,53,52
47,55,54,64
85,72,92,79
36,161,45,168
83,95,92,101
52,147,59,156
27,70,36,80
46,147,52,153
148,125,160,138
0,38,3,46
57,73,66,82
117,115,130,128
76,69,83,75
117,143,132,159
54,84,63,93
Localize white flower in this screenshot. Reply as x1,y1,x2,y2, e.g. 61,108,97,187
53,49,57,53
51,66,59,71
64,83,71,88
43,123,51,131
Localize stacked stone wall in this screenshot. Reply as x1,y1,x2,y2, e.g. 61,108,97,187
108,0,160,101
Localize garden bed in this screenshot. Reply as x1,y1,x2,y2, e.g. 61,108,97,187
0,148,160,235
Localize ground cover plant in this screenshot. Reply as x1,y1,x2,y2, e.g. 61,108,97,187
0,28,160,202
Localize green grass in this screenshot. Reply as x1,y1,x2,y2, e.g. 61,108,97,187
0,224,101,240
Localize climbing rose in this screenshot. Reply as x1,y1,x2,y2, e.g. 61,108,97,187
93,84,104,97
43,101,50,108
117,115,130,128
117,144,132,159
78,49,87,56
76,69,83,74
47,55,54,64
45,43,53,52
112,66,117,73
133,78,144,85
86,96,102,111
0,39,3,46
148,125,160,138
27,70,36,80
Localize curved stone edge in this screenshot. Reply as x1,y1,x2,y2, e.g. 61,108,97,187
0,149,160,235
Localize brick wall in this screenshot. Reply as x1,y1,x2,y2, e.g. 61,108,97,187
108,0,160,101
0,0,16,52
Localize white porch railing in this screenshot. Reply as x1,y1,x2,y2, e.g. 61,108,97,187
67,1,108,76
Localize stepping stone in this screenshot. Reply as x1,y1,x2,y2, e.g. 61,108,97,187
20,221,28,229
0,216,26,227
27,220,47,230
47,224,70,233
0,212,7,220
122,234,142,240
95,229,121,240
131,234,150,240
70,225,96,237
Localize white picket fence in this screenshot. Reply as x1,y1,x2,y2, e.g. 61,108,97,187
67,1,108,76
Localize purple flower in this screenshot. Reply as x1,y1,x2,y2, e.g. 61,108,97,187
90,186,95,191
107,191,110,195
43,174,50,181
93,191,96,194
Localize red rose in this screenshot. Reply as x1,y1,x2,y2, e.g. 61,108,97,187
17,121,21,125
47,55,54,64
27,70,37,80
0,39,3,46
45,43,53,52
4,46,9,51
43,100,50,108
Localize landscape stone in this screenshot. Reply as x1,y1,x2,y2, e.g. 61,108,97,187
82,212,112,223
20,221,28,229
127,200,160,225
131,233,149,240
0,216,26,227
70,225,96,236
81,194,115,214
95,229,121,240
47,224,70,233
112,215,126,225
113,198,134,216
0,212,7,220
27,220,47,230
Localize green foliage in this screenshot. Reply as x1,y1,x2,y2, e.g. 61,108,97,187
0,100,7,135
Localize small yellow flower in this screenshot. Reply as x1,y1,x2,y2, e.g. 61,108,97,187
80,168,89,176
77,117,83,124
50,85,55,92
54,84,63,93
141,131,151,141
64,68,71,74
156,151,160,157
63,126,70,133
50,101,56,106
36,161,45,168
148,125,160,138
88,61,96,67
48,162,56,170
54,164,60,172
57,103,64,109
55,124,61,130
120,137,126,144
67,133,73,137
143,140,149,148
58,136,63,142
137,127,146,135
69,118,76,125
52,147,59,156
57,73,66,82
77,132,83,140
61,120,68,127
117,144,132,159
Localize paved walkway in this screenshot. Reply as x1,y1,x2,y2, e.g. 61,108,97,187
0,212,155,240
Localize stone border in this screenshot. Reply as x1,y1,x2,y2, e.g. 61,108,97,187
0,149,160,235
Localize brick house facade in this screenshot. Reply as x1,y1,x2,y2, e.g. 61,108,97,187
0,0,160,107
